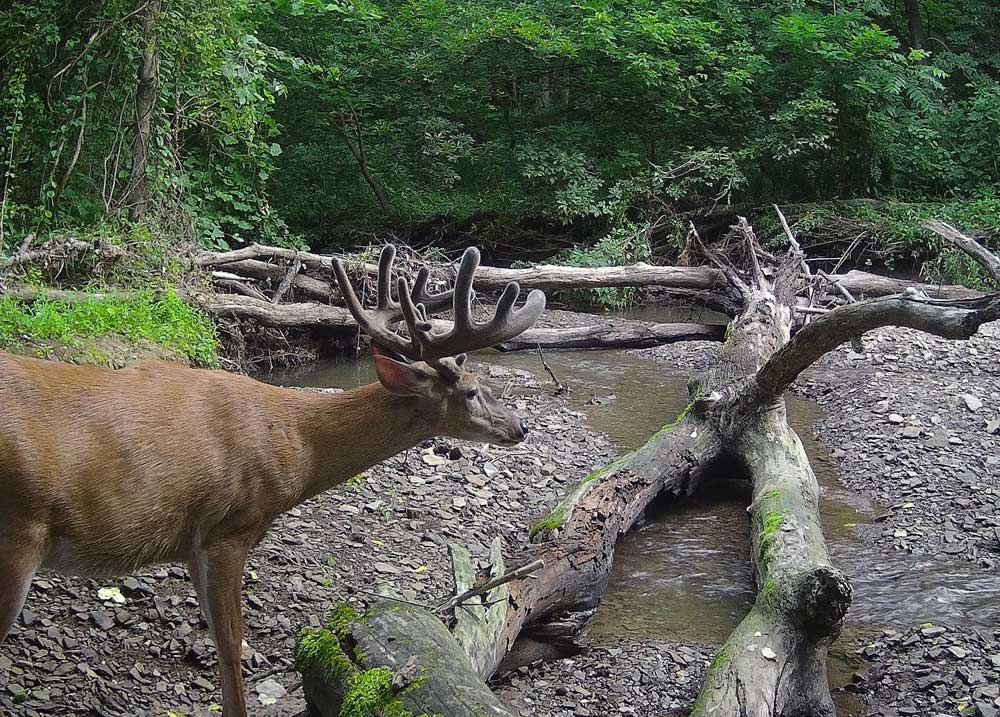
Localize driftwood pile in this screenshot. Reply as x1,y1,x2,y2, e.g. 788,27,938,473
191,236,984,356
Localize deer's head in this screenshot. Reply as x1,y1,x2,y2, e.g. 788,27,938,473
333,245,546,446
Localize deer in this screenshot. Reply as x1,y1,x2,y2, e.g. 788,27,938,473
0,245,545,716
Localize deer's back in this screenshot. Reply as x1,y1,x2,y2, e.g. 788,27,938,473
0,353,306,575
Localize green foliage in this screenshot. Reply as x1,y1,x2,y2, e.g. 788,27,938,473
252,0,1000,250
554,223,651,310
0,0,286,248
5,0,1000,272
0,291,219,366
346,473,365,488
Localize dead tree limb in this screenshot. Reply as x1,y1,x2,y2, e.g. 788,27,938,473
495,321,725,351
926,218,1000,283
214,259,335,301
0,238,92,273
198,244,980,304
194,292,726,350
756,294,1000,401
271,258,302,304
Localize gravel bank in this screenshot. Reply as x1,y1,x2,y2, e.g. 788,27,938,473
496,639,711,717
3,312,997,717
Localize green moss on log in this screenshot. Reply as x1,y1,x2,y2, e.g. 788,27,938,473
651,400,694,440
528,454,632,542
295,602,445,717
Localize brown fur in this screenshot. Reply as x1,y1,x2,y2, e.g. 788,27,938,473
0,350,525,715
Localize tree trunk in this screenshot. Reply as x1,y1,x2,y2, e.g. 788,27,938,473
117,0,161,223
926,219,1000,284
904,0,926,50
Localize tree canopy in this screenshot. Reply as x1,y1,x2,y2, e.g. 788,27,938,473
2,0,1000,254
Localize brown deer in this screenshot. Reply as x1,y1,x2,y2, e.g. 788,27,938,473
0,245,545,716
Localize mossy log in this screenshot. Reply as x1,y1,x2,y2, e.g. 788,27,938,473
297,601,514,717
683,223,999,716
690,409,852,716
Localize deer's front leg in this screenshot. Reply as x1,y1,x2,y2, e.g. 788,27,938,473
201,541,250,717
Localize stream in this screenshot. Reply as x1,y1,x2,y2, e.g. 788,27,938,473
270,309,1000,716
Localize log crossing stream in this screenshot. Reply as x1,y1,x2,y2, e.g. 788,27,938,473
270,308,1000,716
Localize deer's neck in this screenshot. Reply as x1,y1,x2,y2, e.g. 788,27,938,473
292,382,435,504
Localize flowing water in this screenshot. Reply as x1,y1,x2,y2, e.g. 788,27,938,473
270,314,1000,714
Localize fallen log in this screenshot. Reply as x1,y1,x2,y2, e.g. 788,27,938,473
298,600,517,717
194,291,726,351
214,258,336,301
197,243,980,302
494,321,725,351
833,268,980,300
296,399,720,715
293,218,1000,717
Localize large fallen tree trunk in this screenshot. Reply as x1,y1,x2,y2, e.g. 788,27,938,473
495,321,724,351
194,290,726,351
294,219,1000,717
196,244,981,306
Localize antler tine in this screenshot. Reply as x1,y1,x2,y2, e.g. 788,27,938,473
398,246,547,361
375,244,398,311
411,265,454,313
452,246,479,330
332,246,419,359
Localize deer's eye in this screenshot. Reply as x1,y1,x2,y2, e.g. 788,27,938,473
466,389,478,401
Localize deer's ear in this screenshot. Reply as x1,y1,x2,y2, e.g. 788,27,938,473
374,355,434,396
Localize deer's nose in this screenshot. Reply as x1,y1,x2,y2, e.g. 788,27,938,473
520,421,529,437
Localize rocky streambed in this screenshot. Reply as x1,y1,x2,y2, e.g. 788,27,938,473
1,309,998,717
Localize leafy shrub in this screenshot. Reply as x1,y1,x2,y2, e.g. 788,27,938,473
554,222,652,310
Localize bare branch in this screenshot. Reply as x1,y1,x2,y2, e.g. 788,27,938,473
271,258,302,304
756,293,1000,399
926,218,1000,283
